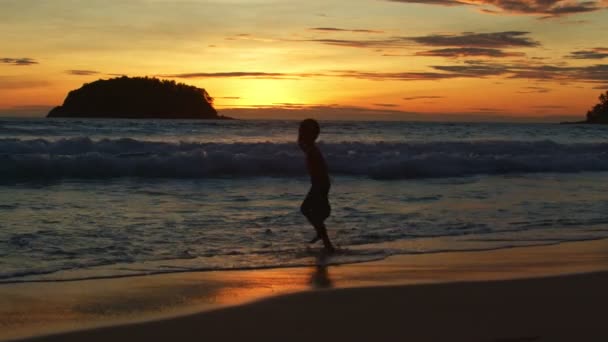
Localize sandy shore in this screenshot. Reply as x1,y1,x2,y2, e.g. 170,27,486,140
4,239,608,342
24,272,608,342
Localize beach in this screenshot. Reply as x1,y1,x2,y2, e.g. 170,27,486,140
3,238,608,342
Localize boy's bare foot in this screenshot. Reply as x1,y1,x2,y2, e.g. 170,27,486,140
309,235,321,244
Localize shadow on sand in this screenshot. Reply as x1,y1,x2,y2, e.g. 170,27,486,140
309,253,333,289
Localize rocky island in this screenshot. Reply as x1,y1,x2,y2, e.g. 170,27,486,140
47,76,229,119
561,90,608,124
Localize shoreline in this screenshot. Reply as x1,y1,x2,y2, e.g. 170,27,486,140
3,238,608,341
4,236,604,285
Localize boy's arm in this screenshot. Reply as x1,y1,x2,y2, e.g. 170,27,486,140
308,148,329,185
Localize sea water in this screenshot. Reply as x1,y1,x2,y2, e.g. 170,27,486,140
2,118,608,283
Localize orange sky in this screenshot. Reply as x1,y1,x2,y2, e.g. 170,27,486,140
1,0,607,120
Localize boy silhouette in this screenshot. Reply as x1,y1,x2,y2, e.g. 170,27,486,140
298,119,335,253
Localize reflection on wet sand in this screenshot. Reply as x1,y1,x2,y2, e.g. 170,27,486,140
310,253,333,289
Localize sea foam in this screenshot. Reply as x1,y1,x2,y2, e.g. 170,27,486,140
1,137,607,180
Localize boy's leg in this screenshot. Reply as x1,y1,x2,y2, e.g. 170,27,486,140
303,214,322,243
301,190,334,251
311,217,334,253
301,195,322,243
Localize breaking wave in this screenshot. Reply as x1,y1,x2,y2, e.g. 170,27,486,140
2,137,608,180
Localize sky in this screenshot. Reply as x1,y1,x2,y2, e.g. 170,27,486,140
1,0,607,121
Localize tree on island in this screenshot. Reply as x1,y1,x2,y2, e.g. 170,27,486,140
48,76,228,119
586,91,608,124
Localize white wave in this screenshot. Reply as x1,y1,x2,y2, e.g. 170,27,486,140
1,137,608,179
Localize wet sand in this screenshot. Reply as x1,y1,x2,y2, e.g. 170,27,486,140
3,239,608,342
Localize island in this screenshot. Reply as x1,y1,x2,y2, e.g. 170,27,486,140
561,90,608,124
47,76,230,119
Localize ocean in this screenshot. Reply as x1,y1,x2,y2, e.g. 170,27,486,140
2,117,608,283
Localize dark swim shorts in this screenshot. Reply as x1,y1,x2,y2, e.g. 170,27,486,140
300,189,331,221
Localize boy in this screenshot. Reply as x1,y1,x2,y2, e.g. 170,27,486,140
298,119,335,253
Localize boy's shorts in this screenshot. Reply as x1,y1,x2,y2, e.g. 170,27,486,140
300,189,331,222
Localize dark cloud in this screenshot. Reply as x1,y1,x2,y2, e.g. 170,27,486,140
224,34,277,43
388,0,467,5
225,33,250,40
566,48,608,59
386,0,606,17
66,70,99,76
309,27,385,34
409,31,539,48
304,32,538,51
507,63,608,83
532,105,567,108
470,107,506,112
517,86,552,93
416,47,525,58
1,58,38,66
373,103,400,107
403,96,446,100
216,96,241,99
158,72,307,79
432,62,511,76
158,60,608,84
332,70,463,80
271,102,315,108
304,38,409,49
351,61,608,84
592,85,608,90
302,31,541,62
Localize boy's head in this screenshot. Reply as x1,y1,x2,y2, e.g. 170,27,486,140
298,119,320,145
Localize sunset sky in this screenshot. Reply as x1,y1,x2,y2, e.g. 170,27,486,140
1,0,607,120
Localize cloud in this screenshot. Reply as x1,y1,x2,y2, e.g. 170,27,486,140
566,48,608,59
373,103,400,107
507,63,608,83
0,58,38,66
532,105,567,108
302,32,540,61
224,33,277,43
386,0,606,17
470,107,506,112
303,38,410,49
389,0,467,4
158,60,608,84
216,96,241,99
66,70,99,76
517,86,552,93
308,27,385,34
409,31,539,48
416,47,525,58
331,70,465,80
158,72,307,79
431,62,511,76
345,61,608,83
403,96,446,100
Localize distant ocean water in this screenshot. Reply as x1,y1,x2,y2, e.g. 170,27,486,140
2,117,608,283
